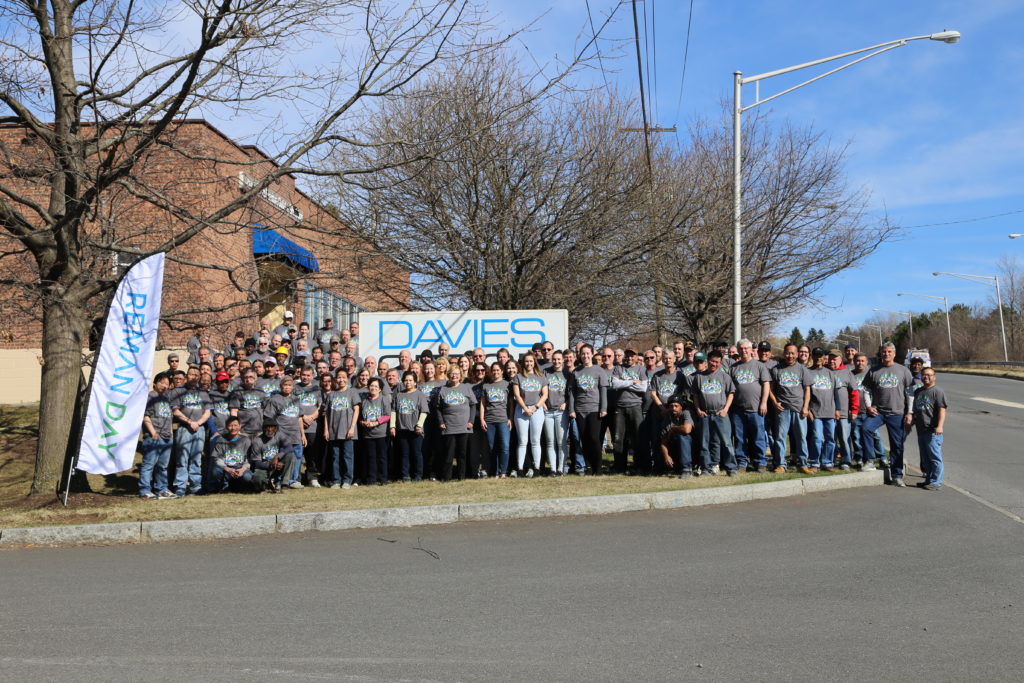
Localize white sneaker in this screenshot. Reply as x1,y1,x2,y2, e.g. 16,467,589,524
288,481,304,489
329,483,341,490
711,465,720,475
309,478,321,489
892,478,906,487
861,461,876,471
341,482,352,490
525,468,534,478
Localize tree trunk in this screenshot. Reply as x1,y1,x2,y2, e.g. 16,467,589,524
31,296,89,494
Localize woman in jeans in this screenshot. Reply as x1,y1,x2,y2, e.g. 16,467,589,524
511,352,548,478
543,350,571,477
390,371,429,481
480,362,512,478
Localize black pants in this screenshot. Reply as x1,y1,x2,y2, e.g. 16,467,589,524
303,430,323,480
364,437,389,484
440,433,469,481
612,405,643,473
396,430,424,480
576,412,604,474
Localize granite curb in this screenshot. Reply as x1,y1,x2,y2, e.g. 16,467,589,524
0,471,884,548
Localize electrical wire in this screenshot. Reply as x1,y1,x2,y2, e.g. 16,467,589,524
631,0,653,177
674,0,694,124
585,0,611,94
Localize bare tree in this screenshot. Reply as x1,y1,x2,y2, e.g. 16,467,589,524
0,0,543,494
643,115,893,345
328,53,662,339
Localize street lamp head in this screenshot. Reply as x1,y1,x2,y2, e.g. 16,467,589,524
929,30,960,43
897,293,905,296
1010,233,1023,239
932,272,941,276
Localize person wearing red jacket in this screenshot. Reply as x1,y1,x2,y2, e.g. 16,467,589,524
828,350,860,470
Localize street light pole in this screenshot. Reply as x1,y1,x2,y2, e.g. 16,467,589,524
933,271,1009,362
731,31,959,342
873,308,915,345
863,324,883,347
898,292,953,361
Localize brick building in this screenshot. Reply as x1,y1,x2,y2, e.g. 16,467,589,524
0,120,408,401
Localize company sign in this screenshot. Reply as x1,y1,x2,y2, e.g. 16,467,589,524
359,309,568,362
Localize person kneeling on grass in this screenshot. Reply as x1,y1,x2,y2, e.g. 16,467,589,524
248,418,296,493
659,396,695,478
208,416,253,493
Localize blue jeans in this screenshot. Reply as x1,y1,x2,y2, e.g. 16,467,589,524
542,410,569,474
327,439,355,484
290,443,304,483
698,413,736,473
173,426,206,494
396,430,424,480
485,420,511,475
730,411,767,468
809,417,836,467
667,433,693,472
772,409,808,469
139,437,172,495
208,466,254,492
514,405,545,470
852,413,884,464
861,412,908,478
917,430,944,486
834,417,853,466
568,417,585,473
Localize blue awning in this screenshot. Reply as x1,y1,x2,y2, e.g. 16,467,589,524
252,227,319,273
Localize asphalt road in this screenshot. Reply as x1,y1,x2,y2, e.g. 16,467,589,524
0,373,1021,682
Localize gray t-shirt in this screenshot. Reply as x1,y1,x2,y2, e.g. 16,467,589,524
434,383,478,435
806,367,837,419
263,393,303,445
771,362,810,412
256,377,280,398
831,367,855,419
248,430,290,467
229,388,266,435
293,382,322,435
213,433,251,469
851,368,868,413
325,388,362,441
168,385,211,423
513,373,548,408
729,359,771,412
144,391,174,439
650,369,683,406
481,380,511,424
660,409,694,440
611,364,646,408
207,388,232,432
568,366,608,415
359,394,390,439
691,369,734,413
393,390,429,432
544,370,570,411
863,363,915,415
913,385,947,430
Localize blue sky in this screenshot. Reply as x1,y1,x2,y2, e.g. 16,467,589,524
488,0,1024,337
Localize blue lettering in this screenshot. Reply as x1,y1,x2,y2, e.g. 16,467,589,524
120,328,143,353
480,319,508,348
109,374,134,395
114,351,137,373
123,312,146,328
510,318,545,348
379,321,412,349
440,319,474,348
125,292,148,309
413,320,445,347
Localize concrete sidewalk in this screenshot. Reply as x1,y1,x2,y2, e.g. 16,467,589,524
0,471,884,548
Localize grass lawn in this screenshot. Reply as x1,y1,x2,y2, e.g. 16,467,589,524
1,403,847,529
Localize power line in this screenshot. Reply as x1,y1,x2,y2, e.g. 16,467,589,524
584,0,611,93
641,0,654,129
674,0,694,124
896,207,1024,230
630,0,653,177
650,0,659,125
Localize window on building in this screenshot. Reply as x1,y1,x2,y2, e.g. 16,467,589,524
304,283,365,330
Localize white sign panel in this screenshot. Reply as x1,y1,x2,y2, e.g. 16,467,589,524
77,253,165,474
359,309,569,362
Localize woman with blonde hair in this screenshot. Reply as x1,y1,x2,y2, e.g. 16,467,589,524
511,353,548,477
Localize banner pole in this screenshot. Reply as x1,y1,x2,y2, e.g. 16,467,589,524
59,354,93,507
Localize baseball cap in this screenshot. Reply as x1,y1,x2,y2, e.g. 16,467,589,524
215,371,230,381
693,352,707,362
264,358,276,366
667,394,684,406
844,343,857,350
275,346,290,355
330,335,340,342
263,417,278,428
284,310,294,319
812,347,826,357
757,341,772,352
828,349,842,357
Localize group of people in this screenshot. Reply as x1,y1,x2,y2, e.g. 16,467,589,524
136,311,948,500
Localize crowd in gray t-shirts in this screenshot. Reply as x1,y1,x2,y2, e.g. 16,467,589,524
136,323,947,500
